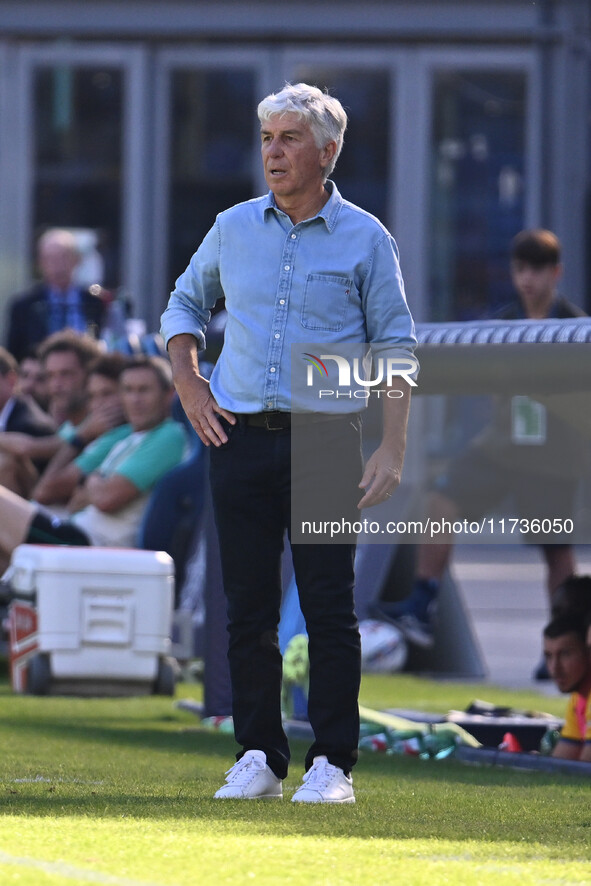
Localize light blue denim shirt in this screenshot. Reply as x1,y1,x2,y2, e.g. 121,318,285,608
160,181,417,413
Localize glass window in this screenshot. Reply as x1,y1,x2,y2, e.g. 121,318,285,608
287,67,391,226
429,71,527,321
168,69,256,288
33,66,123,287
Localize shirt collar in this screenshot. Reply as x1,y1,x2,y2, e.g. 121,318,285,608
262,180,342,232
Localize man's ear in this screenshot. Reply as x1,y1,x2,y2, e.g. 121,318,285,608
320,140,337,171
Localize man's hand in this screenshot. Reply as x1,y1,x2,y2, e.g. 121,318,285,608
76,401,126,444
82,471,139,513
176,373,236,447
357,444,402,509
167,334,235,447
357,380,412,509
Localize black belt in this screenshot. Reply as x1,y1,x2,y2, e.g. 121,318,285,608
236,411,291,430
235,411,359,431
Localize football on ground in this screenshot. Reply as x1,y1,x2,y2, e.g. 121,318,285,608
359,618,408,673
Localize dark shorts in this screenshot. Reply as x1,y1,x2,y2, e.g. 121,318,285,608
26,509,91,547
434,445,577,544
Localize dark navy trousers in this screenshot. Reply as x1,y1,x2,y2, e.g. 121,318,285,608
209,417,362,779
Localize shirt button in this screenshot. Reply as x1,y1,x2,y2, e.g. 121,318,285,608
270,366,276,373
274,333,280,339
291,234,297,240
279,299,285,305
267,401,273,407
284,265,290,271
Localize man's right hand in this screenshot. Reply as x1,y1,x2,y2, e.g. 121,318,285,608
167,334,235,447
176,373,235,447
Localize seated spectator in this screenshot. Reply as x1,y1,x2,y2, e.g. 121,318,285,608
0,347,54,437
0,356,187,569
33,352,129,507
0,330,101,471
370,230,585,653
530,575,591,683
0,346,55,497
17,349,50,413
6,227,107,361
542,614,591,762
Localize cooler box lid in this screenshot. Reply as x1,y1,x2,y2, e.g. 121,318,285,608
8,545,174,594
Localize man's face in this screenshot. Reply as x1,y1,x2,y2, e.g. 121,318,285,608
543,632,589,693
120,367,171,432
44,350,87,414
510,260,561,312
87,373,122,415
38,239,79,291
261,112,335,205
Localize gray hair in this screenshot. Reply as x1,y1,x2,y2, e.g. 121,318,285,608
38,227,79,258
257,83,348,181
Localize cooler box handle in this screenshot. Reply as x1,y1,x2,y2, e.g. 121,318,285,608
81,595,133,646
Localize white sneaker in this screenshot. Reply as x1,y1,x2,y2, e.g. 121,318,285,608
291,756,355,804
213,750,283,799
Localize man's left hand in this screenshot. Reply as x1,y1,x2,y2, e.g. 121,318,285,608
357,444,402,509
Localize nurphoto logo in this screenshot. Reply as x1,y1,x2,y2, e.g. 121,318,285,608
303,352,418,400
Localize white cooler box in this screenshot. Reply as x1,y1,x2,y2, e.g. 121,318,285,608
7,544,176,696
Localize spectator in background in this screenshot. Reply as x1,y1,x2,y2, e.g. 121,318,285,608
0,347,54,437
0,346,55,497
370,230,586,661
33,351,129,508
17,350,50,414
0,331,102,475
543,614,591,762
6,228,107,361
38,330,102,429
0,356,187,571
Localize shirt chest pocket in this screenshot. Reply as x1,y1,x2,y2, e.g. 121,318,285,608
301,273,353,332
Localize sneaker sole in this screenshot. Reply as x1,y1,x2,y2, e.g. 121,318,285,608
214,793,283,800
292,796,355,804
394,618,434,649
369,607,434,649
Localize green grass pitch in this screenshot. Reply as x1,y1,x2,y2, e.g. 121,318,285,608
1,673,590,886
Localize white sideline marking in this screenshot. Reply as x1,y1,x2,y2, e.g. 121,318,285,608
0,850,165,886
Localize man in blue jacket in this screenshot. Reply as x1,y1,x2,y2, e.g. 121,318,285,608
6,229,106,361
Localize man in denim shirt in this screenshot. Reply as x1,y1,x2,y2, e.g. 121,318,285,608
161,83,417,804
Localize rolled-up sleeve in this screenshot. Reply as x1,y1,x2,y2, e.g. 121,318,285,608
362,233,419,382
160,221,224,349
